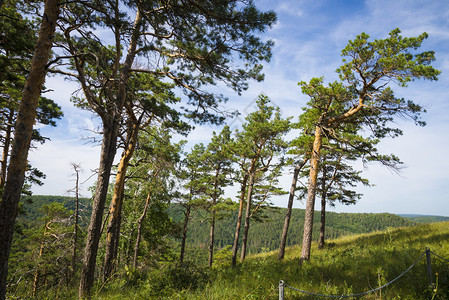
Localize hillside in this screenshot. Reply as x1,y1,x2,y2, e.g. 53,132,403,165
399,214,449,223
173,205,416,261
19,195,415,256
94,221,449,299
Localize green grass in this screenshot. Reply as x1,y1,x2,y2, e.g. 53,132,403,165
113,221,449,300
36,221,448,299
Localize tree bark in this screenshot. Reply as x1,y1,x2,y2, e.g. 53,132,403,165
318,165,327,249
179,204,191,264
0,109,13,194
300,125,323,262
71,164,80,277
33,222,50,297
240,171,256,262
208,168,220,267
0,1,60,298
318,192,326,249
78,9,142,298
133,190,151,269
278,157,308,260
231,174,248,267
78,120,119,296
103,120,139,281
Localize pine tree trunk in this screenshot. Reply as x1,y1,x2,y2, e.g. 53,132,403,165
33,223,49,297
179,204,191,264
103,120,139,281
78,9,142,298
133,191,151,269
208,211,216,267
318,193,326,249
79,119,119,295
278,158,307,260
231,174,248,267
318,165,327,249
208,169,220,267
0,1,60,298
72,165,80,277
240,171,256,262
0,109,13,194
300,125,323,262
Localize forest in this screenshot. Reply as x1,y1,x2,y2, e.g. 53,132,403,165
0,0,443,299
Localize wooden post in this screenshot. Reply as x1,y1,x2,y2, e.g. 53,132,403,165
279,280,284,300
426,247,433,286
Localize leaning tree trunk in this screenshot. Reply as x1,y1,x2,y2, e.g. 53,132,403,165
278,157,308,260
133,188,154,269
179,204,191,264
240,171,256,262
0,1,60,298
79,119,120,295
300,125,323,262
231,174,248,267
103,120,139,281
78,9,142,298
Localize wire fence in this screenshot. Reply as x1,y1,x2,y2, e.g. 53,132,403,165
279,248,448,299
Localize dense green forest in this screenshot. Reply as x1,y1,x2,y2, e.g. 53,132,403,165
16,195,417,265
172,204,416,259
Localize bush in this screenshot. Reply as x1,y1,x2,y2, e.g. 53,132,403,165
148,262,210,296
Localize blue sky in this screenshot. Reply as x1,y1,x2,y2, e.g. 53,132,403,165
29,0,449,216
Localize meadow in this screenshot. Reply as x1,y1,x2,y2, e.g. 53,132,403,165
91,221,449,300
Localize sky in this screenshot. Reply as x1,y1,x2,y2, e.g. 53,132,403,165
28,0,449,216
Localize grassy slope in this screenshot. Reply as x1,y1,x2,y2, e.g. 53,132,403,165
101,221,449,300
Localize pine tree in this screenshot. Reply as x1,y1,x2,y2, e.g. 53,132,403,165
299,29,440,262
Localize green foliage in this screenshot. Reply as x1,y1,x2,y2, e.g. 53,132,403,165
147,262,210,295
8,202,82,298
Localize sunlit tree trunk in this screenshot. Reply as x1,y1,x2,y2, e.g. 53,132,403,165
0,1,60,298
300,125,323,261
103,119,139,281
231,174,248,267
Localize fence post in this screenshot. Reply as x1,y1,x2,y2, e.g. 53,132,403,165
279,280,284,300
426,247,433,286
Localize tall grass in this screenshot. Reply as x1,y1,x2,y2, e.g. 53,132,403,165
47,222,449,299
163,222,449,299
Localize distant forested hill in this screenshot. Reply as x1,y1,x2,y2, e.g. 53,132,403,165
169,204,416,259
398,214,449,223
18,195,91,226
19,195,416,258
